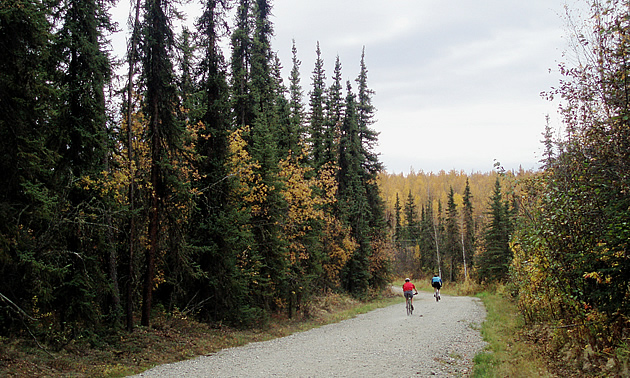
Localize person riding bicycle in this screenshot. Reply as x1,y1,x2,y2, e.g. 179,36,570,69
431,274,443,299
403,278,418,309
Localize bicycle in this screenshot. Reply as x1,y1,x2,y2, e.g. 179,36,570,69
434,287,441,302
405,292,418,315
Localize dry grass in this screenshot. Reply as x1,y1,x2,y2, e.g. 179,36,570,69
472,287,555,378
0,290,401,377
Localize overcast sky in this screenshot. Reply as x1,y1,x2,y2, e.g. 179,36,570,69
113,0,583,174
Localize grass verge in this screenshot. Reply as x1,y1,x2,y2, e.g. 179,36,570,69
0,291,403,377
472,287,553,378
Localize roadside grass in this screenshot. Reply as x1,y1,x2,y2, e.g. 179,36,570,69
472,287,554,378
0,291,402,377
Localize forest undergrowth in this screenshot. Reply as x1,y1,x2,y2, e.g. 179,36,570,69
0,289,401,377
470,283,630,378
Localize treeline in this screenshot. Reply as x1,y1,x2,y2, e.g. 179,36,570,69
0,0,389,339
379,169,529,283
508,1,630,372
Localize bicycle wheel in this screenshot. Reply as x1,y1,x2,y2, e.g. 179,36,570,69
406,298,412,315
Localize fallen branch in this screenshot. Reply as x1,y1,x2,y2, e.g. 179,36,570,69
0,292,53,358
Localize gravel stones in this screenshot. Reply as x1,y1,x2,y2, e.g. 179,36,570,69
134,291,487,377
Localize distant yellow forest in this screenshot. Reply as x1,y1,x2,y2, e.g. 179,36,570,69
378,167,536,231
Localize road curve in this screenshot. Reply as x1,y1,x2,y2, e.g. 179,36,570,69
133,291,487,377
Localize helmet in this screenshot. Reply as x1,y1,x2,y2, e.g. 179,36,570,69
405,278,410,282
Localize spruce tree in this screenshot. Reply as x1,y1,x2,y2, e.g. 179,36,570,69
461,178,475,278
420,199,439,274
434,200,445,276
323,56,344,166
53,0,118,327
123,0,143,332
248,0,289,312
355,47,382,176
394,193,403,244
444,187,462,281
338,81,371,297
273,55,297,158
355,49,389,289
188,0,253,323
231,0,254,128
477,178,512,283
176,27,197,122
54,0,111,177
139,0,183,327
0,0,60,333
404,190,419,243
286,40,306,156
308,43,327,170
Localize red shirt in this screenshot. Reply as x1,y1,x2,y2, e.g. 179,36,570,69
403,282,415,292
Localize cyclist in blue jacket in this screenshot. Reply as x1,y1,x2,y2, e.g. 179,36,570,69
431,274,443,300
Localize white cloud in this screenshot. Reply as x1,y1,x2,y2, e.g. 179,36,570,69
271,0,573,173
108,0,579,174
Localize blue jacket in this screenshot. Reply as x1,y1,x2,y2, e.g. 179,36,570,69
431,276,442,284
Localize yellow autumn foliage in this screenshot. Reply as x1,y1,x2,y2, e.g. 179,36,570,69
227,126,267,216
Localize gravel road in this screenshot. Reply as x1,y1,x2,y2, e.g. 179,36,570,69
133,290,487,377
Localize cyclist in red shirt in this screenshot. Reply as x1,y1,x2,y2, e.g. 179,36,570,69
402,278,418,309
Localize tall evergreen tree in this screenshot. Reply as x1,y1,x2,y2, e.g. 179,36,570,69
444,187,462,281
394,193,403,243
461,178,474,278
139,0,183,327
434,200,445,276
338,81,371,297
230,0,253,128
176,27,197,122
53,0,118,327
397,190,418,277
0,0,60,334
420,199,439,274
355,47,382,177
323,56,344,166
477,178,512,283
403,190,420,243
272,55,296,158
286,39,306,156
355,50,389,289
248,0,289,312
187,0,253,323
308,42,327,169
54,0,111,177
122,0,143,332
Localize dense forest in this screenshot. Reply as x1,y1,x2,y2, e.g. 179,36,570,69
0,0,391,336
2,0,630,374
379,169,528,282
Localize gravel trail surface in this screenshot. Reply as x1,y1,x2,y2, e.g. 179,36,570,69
133,290,487,377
